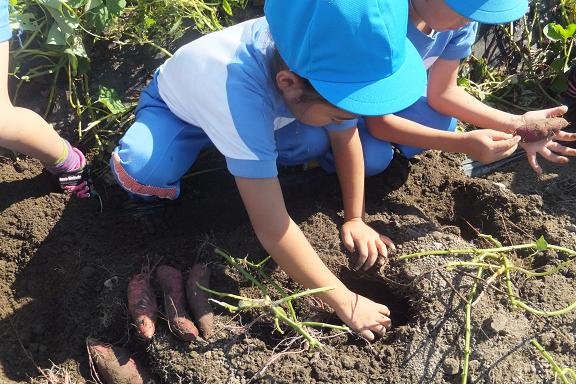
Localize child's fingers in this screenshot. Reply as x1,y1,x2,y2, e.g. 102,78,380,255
526,152,542,175
376,303,390,317
354,241,369,270
379,234,396,253
375,238,388,258
547,141,576,156
342,229,356,253
378,315,392,330
543,105,568,118
360,329,376,341
362,242,379,271
555,130,576,142
539,146,570,164
487,130,515,141
492,136,520,157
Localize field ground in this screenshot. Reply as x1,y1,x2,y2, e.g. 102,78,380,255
0,143,574,383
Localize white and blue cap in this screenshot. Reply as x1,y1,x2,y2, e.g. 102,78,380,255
265,0,426,116
444,0,529,24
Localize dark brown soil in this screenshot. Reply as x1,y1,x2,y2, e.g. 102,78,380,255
1,145,575,383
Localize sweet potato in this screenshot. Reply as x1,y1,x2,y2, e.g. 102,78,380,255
156,265,199,341
514,117,570,143
127,273,158,340
86,338,154,384
186,263,214,337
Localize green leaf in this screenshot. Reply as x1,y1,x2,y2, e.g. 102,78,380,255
550,74,569,93
46,22,68,46
97,86,128,114
535,236,549,251
221,0,233,16
37,0,80,36
565,24,576,38
10,12,41,32
544,23,564,42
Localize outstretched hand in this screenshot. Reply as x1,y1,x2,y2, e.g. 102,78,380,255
341,218,395,271
519,105,576,174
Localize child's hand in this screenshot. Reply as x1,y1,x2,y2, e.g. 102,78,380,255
342,218,396,271
341,218,395,271
333,290,392,341
516,106,576,174
520,133,576,174
462,129,520,164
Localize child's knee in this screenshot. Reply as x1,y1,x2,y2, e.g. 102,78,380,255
364,148,394,176
111,149,179,200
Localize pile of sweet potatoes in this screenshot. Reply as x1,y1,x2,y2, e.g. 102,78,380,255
87,263,214,384
127,263,214,341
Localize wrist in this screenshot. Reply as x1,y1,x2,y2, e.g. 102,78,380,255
320,286,354,311
344,216,364,223
505,114,524,134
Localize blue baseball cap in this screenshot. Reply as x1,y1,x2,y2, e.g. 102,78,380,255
444,0,529,24
265,0,426,116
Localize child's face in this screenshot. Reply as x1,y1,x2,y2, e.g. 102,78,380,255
276,70,358,127
412,0,470,32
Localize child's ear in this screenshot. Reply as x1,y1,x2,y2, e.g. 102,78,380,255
276,70,301,93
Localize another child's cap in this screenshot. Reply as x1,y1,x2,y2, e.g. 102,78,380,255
265,0,426,116
444,0,529,24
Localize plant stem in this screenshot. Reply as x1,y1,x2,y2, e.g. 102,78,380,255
531,339,572,384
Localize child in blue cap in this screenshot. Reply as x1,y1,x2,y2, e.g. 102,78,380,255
111,0,425,340
363,0,576,176
0,0,90,197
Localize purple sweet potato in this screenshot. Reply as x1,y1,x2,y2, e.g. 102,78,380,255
156,265,199,341
127,273,158,340
514,117,569,143
186,263,214,337
87,338,154,384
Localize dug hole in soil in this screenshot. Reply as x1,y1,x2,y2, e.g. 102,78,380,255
1,141,575,383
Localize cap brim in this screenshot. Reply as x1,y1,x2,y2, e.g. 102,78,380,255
310,39,427,116
445,0,528,24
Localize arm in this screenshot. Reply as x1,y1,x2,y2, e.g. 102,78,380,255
427,58,522,133
235,176,391,340
328,128,395,271
428,58,576,173
365,114,520,164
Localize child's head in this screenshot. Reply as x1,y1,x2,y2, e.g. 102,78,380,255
411,0,529,32
272,50,358,127
265,0,427,119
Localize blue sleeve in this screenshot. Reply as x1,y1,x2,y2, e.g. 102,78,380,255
324,118,358,131
225,71,279,179
440,22,478,61
0,0,11,42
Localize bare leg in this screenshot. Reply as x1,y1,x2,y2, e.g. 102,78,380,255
0,41,64,164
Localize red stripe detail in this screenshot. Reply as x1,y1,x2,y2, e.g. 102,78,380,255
112,153,178,200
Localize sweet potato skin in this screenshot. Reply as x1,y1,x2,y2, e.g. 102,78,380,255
515,117,570,143
186,263,214,337
87,338,154,384
127,273,158,340
156,265,199,341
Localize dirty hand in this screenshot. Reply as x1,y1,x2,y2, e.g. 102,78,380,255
517,106,576,174
341,218,395,271
333,291,392,341
462,129,521,164
519,105,568,124
521,134,576,174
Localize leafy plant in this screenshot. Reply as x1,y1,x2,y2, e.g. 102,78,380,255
204,248,349,348
399,235,576,384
